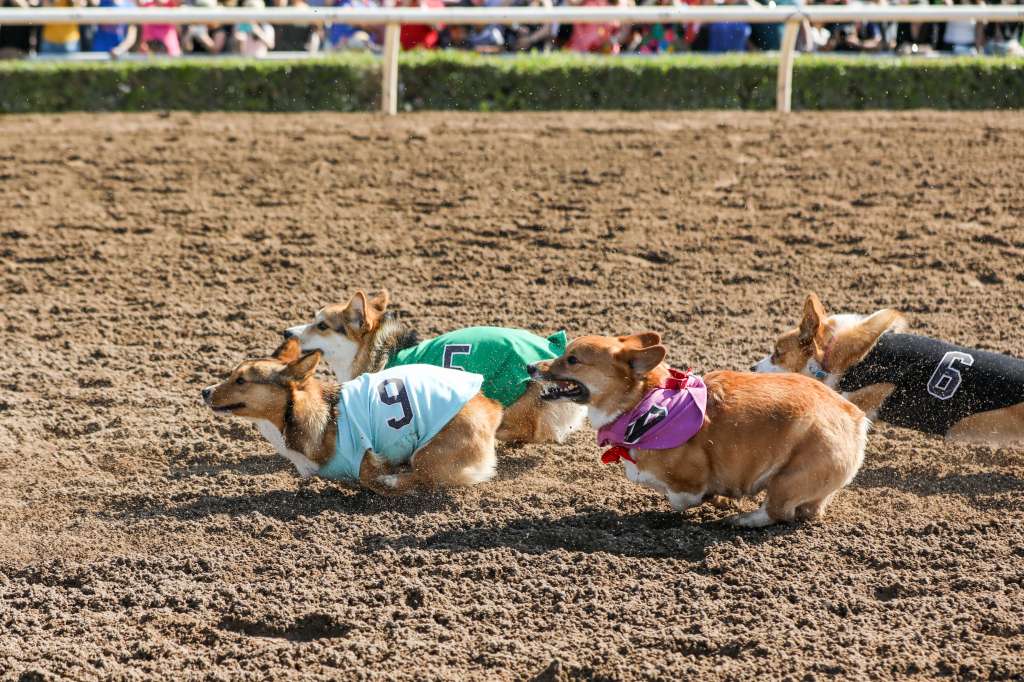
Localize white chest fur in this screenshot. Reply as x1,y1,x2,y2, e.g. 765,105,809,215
254,419,320,479
622,450,703,512
324,338,360,384
587,406,621,430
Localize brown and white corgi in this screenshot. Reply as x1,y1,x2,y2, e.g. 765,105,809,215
201,338,503,495
529,333,868,526
281,290,586,444
753,293,1024,446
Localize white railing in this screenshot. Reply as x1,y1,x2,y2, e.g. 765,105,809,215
2,6,1022,113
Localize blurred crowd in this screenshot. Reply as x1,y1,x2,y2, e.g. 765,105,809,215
1,0,1022,59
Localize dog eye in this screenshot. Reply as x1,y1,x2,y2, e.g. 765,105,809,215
317,322,328,331
235,377,246,385
567,356,579,365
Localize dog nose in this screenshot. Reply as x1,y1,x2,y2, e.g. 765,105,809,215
527,363,540,378
749,364,757,372
282,328,295,339
201,387,213,403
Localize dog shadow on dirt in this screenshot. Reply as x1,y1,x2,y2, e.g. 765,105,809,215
853,465,1024,512
105,447,550,523
104,475,463,523
105,486,464,522
355,507,807,563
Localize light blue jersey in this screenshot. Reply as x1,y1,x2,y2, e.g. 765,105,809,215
319,364,484,481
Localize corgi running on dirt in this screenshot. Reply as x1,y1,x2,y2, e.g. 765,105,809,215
529,333,867,527
753,293,1024,446
202,338,502,495
282,290,586,444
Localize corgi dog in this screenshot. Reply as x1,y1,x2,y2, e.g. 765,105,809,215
201,338,503,495
282,290,586,444
529,333,867,527
753,293,1024,446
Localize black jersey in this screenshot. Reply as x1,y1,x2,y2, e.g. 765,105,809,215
836,333,1024,436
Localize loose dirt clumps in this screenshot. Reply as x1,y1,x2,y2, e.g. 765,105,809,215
1,112,1023,680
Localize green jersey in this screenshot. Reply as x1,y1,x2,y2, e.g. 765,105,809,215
386,327,568,407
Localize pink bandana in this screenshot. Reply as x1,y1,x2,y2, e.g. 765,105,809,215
597,369,707,462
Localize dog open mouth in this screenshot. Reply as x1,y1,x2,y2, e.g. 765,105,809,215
539,378,589,403
212,402,245,413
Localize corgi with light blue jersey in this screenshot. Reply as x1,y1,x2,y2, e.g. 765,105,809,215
202,338,503,495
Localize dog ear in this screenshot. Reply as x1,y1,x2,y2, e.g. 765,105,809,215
618,332,662,349
347,290,383,334
271,337,301,363
368,289,390,314
283,350,321,382
620,345,667,376
799,293,827,346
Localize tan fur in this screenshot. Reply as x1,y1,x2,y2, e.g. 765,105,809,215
534,333,867,526
946,403,1024,446
362,394,503,495
768,292,1024,444
204,338,501,495
206,340,335,466
289,288,580,444
844,383,896,417
824,309,909,375
768,293,908,375
496,382,583,443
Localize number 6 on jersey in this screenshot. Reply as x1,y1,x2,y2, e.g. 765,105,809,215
927,351,974,401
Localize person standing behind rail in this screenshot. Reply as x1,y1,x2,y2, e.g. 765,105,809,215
182,0,233,54
0,0,39,58
939,0,983,54
40,0,86,54
981,0,1024,55
234,0,274,54
91,0,138,57
750,0,803,51
271,0,321,51
139,0,182,55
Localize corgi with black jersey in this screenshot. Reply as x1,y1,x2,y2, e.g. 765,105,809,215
835,333,1024,436
754,293,1024,447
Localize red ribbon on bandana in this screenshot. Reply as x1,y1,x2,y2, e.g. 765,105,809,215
661,367,693,390
601,446,635,465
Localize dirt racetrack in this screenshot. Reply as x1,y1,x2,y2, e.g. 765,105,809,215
1,111,1023,680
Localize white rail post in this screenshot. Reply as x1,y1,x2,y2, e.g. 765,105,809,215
381,0,400,115
776,18,800,113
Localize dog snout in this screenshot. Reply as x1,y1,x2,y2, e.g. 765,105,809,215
282,328,295,339
749,364,757,372
528,361,550,378
201,386,214,404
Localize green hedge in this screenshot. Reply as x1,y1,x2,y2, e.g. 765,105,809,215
2,51,1023,112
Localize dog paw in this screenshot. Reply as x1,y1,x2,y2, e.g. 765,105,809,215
726,506,774,528
707,495,740,511
377,474,401,488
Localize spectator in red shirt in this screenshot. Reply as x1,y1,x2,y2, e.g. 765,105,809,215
399,0,444,49
566,0,630,53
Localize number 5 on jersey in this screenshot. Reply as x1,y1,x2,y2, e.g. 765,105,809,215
443,344,472,371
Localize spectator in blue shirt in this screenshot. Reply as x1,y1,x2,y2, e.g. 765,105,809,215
698,0,754,53
91,0,138,57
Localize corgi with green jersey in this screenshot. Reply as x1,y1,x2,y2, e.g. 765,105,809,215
283,290,586,444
